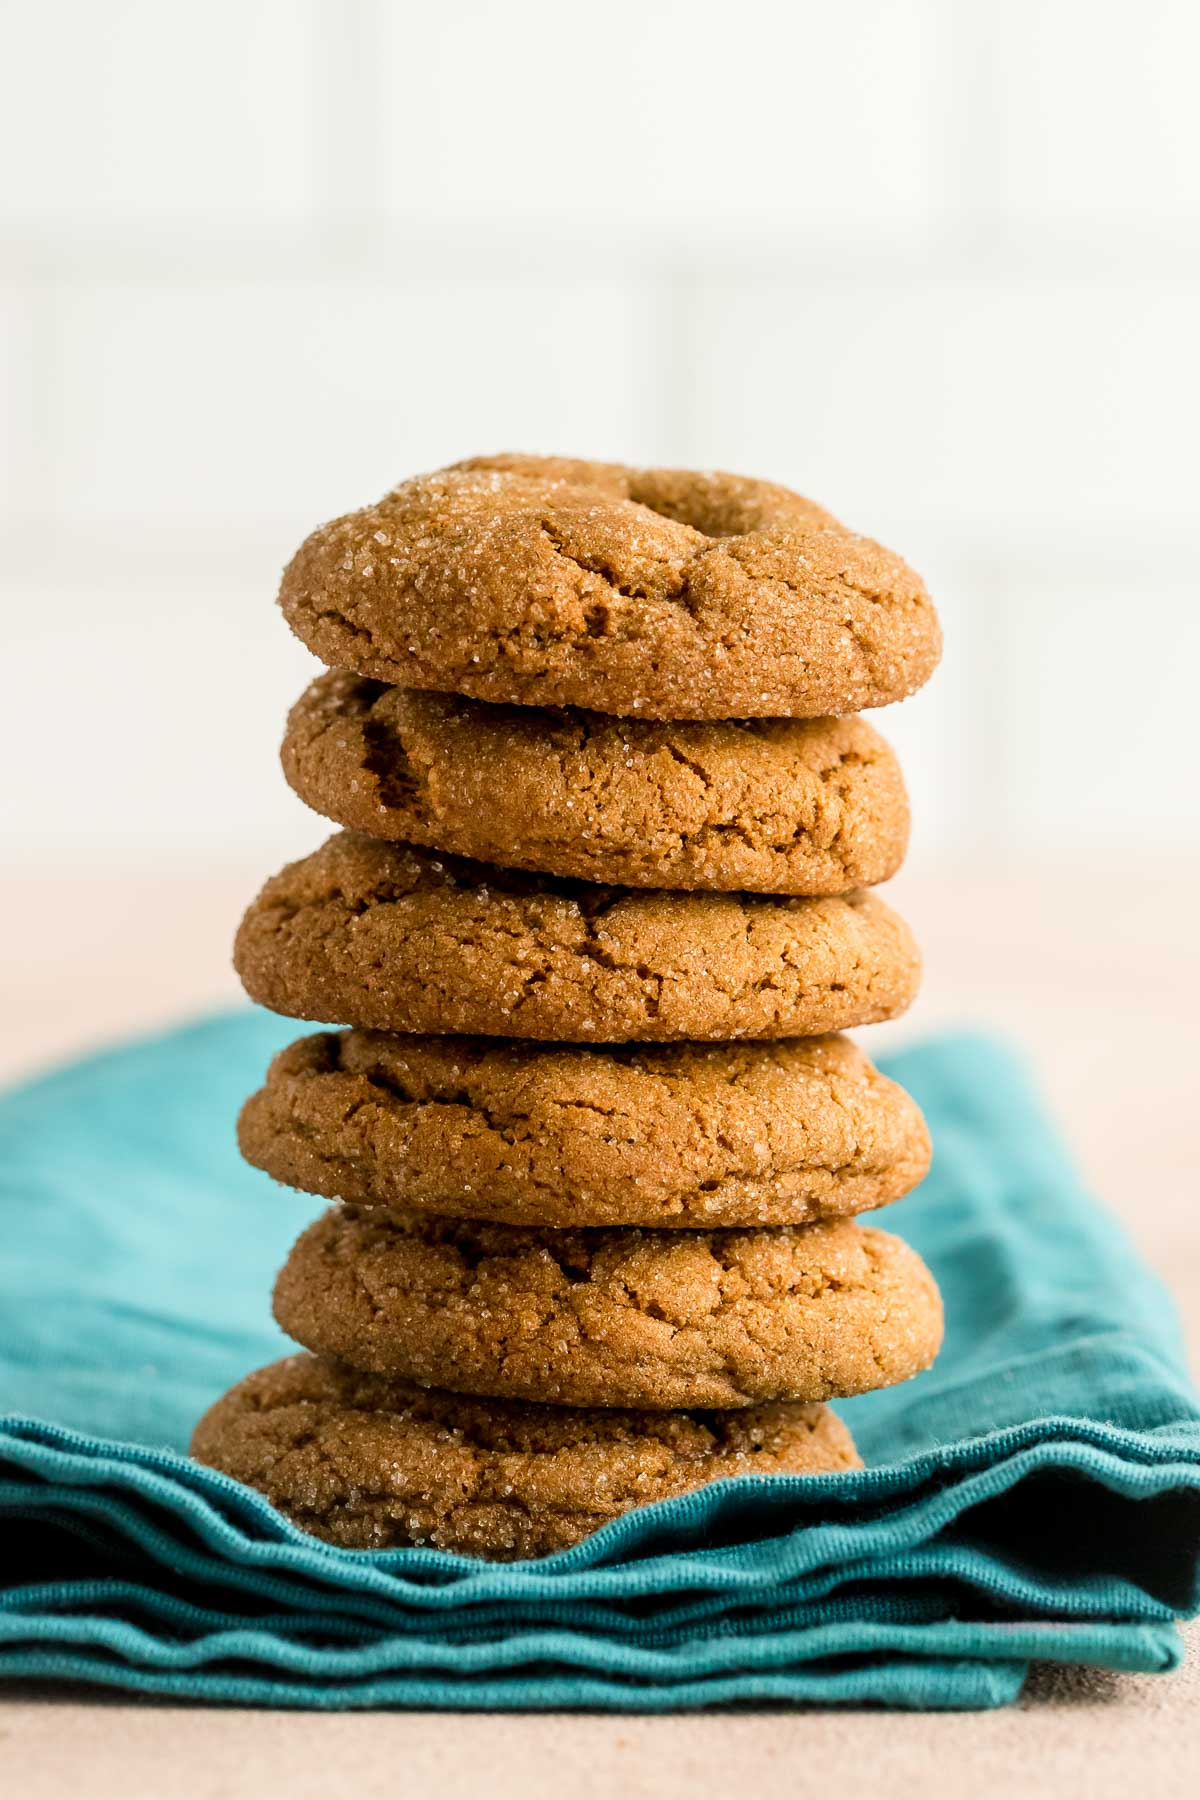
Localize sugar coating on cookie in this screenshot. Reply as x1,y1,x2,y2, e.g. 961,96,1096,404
273,1210,944,1411
281,672,911,895
240,1030,931,1228
278,455,941,720
190,1352,861,1559
233,832,921,1043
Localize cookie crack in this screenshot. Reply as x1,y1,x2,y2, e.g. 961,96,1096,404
539,520,698,612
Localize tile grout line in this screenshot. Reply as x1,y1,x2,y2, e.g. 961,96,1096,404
310,0,386,260
5,272,62,526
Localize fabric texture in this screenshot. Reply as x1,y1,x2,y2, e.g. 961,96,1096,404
0,1012,1197,1711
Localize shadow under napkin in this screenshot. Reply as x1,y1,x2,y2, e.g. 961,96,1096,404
0,1013,1197,1710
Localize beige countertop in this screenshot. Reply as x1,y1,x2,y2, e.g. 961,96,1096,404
2,862,1198,1792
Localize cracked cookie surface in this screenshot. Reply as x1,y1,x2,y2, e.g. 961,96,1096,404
278,454,942,720
273,1211,942,1409
190,1352,861,1558
240,1030,931,1227
281,672,910,895
234,832,921,1042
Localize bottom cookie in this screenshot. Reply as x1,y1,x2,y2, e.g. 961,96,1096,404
190,1353,861,1560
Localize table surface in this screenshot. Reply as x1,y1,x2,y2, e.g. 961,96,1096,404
2,861,1197,1795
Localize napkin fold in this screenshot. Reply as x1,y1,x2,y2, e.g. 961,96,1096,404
1,1013,1197,1710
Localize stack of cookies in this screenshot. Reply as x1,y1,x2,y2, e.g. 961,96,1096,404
192,454,945,1562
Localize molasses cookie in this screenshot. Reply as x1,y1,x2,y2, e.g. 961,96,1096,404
281,672,910,895
273,1209,944,1411
191,1352,861,1559
233,832,921,1042
279,455,941,719
239,1031,931,1227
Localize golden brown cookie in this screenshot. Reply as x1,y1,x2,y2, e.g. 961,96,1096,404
273,1210,943,1411
190,1352,861,1558
239,1031,931,1228
281,672,910,895
279,455,941,720
233,832,921,1042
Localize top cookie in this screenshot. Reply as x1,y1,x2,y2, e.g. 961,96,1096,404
279,454,942,720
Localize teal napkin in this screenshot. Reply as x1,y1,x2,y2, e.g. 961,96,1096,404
1,1013,1197,1711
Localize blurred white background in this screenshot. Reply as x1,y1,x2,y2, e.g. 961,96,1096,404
3,0,1198,880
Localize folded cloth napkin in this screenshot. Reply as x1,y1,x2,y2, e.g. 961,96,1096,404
0,1013,1197,1711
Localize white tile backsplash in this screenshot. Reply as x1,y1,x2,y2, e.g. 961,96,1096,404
976,0,1200,240
679,274,1200,536
0,1,322,235
48,274,658,529
1,0,1199,867
1000,578,1200,851
375,0,949,247
6,572,325,864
